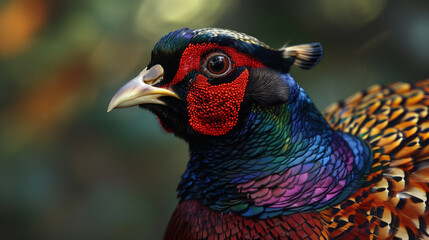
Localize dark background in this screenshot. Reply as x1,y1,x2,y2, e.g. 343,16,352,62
1,0,428,239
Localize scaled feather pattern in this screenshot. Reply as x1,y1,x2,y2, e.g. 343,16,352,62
108,28,429,239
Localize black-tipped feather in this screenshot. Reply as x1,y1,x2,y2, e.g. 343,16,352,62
282,43,323,70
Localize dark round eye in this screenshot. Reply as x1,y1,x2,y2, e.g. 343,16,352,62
208,56,228,74
203,53,232,78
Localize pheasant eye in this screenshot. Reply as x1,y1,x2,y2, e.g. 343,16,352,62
203,53,232,78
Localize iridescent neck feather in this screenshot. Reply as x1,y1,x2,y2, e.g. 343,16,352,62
178,74,372,218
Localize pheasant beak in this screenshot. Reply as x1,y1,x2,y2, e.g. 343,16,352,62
107,64,179,112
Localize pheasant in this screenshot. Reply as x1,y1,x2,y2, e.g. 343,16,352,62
108,28,429,239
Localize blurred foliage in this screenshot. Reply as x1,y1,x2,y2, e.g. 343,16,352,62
0,0,428,239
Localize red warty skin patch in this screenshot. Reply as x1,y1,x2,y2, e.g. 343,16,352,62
163,43,264,136
187,71,249,136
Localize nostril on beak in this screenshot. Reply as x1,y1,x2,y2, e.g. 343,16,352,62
144,76,163,85
142,64,164,85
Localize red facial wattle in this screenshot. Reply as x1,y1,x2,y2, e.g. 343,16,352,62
163,43,264,136
187,71,249,136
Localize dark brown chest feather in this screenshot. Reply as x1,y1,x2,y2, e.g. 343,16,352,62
164,200,330,240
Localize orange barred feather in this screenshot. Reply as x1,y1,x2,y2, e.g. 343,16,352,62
323,80,429,239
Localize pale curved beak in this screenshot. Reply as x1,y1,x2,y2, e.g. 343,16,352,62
107,64,179,112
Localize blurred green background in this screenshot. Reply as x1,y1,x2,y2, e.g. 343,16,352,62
0,0,428,239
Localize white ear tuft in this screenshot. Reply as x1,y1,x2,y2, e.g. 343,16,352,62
281,43,323,70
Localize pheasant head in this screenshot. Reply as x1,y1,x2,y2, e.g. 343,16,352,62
108,28,322,139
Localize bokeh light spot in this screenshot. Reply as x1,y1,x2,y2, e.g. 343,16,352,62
135,0,234,39
319,0,387,29
0,0,48,57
